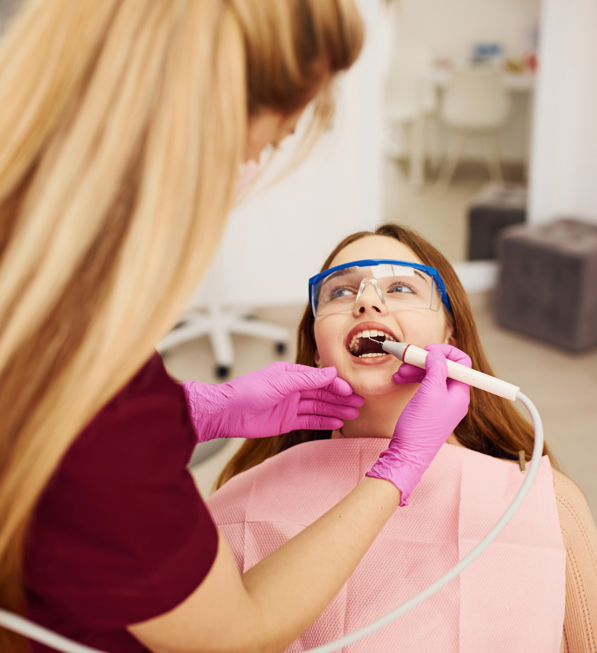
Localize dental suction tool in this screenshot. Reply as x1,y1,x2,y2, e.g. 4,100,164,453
0,346,545,653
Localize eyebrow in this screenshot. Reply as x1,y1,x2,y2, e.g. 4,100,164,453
413,270,428,282
321,268,357,283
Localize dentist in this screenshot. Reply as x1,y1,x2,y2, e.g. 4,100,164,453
0,2,470,652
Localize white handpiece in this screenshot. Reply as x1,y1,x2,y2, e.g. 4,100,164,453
382,341,520,402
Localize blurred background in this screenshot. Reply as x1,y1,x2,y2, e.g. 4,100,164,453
164,0,597,515
3,0,595,513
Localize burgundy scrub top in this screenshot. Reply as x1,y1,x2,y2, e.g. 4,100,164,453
24,353,219,653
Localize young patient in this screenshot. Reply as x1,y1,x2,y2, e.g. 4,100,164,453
207,224,597,653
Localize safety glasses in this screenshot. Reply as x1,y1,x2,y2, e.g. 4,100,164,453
309,259,452,318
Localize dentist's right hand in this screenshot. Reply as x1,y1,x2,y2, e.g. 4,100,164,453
182,362,364,442
366,344,472,506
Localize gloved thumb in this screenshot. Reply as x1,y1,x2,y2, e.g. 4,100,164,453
393,363,425,385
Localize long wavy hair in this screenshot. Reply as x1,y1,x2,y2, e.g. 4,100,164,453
217,223,557,489
0,1,363,649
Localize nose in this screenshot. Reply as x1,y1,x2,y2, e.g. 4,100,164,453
353,279,388,316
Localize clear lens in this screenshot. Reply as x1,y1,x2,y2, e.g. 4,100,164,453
314,264,440,316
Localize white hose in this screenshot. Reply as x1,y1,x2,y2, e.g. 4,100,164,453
0,608,108,653
303,391,544,652
0,391,543,653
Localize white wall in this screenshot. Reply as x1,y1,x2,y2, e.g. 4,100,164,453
528,0,597,225
192,0,389,309
389,0,541,162
392,0,541,61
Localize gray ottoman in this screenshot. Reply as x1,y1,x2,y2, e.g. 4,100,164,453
467,183,527,260
496,219,597,351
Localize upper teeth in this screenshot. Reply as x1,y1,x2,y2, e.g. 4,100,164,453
348,329,396,353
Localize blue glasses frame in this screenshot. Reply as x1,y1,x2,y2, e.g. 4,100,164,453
309,258,452,316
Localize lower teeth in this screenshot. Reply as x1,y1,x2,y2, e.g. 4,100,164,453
359,352,387,358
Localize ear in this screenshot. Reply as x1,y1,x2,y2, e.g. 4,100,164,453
444,325,458,348
314,349,322,368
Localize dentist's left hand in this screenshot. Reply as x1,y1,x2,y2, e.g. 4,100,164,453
182,362,364,442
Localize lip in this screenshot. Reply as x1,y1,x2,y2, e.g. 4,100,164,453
345,321,400,348
344,321,400,365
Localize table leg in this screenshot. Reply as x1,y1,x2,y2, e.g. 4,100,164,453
523,91,535,182
409,112,425,192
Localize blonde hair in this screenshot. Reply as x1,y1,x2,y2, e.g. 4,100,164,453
0,0,363,649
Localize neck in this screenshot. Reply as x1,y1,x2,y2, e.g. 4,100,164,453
335,385,462,447
339,387,417,439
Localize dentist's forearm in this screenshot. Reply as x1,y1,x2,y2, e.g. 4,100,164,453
240,476,401,652
129,477,400,653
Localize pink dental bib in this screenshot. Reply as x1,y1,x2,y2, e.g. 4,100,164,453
207,439,566,652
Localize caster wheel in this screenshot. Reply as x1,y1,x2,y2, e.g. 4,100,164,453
215,365,230,380
275,342,287,355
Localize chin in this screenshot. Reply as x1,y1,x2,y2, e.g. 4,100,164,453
342,369,402,398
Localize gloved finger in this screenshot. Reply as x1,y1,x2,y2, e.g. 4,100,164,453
424,344,471,368
418,347,449,389
393,363,425,385
294,415,344,431
268,364,340,396
444,374,471,410
297,399,360,420
326,375,356,397
300,388,365,407
272,362,354,396
269,361,313,373
423,344,472,398
393,346,469,387
447,386,471,417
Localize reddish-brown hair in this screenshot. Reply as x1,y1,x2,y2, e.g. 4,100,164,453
216,224,557,489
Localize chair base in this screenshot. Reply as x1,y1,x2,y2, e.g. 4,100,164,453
158,305,290,379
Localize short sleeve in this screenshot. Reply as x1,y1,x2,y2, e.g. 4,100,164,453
24,354,219,638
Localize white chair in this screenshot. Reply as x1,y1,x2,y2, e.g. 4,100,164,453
384,48,436,176
436,67,511,190
157,251,290,379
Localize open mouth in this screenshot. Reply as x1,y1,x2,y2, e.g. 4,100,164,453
347,328,397,358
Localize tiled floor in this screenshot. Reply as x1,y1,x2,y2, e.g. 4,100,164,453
163,159,597,518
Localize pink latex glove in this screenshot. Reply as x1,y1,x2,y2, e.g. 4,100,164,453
182,362,364,442
366,344,471,506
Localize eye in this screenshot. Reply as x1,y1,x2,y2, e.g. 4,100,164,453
387,282,416,295
327,285,357,301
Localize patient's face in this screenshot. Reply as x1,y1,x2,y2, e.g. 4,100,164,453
313,236,453,398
